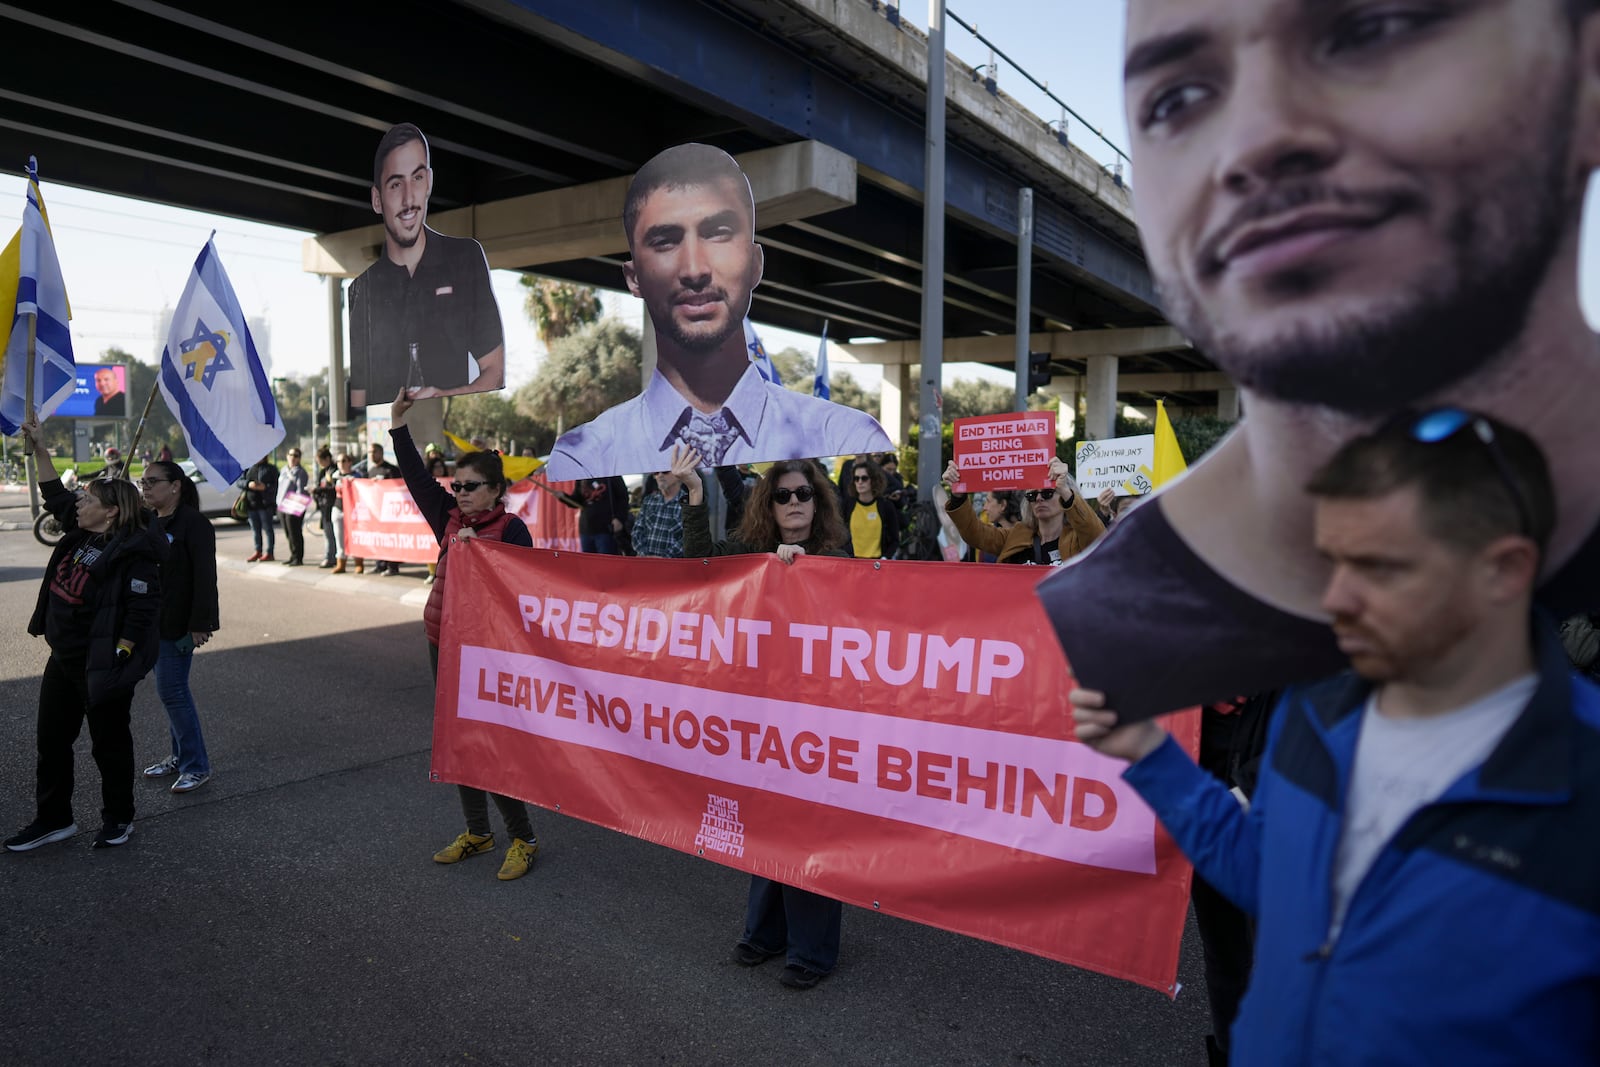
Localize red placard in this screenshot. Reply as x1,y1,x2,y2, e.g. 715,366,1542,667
433,541,1199,995
340,477,581,563
951,412,1057,493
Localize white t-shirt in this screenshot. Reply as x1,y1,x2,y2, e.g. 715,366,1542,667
1329,674,1537,938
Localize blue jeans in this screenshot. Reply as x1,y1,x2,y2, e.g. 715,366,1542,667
581,532,619,555
741,876,842,973
247,507,275,554
154,639,210,776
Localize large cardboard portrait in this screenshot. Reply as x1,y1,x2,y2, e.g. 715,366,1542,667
348,123,505,409
1039,0,1600,719
543,144,890,480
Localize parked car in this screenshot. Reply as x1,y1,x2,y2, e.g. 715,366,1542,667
178,459,245,521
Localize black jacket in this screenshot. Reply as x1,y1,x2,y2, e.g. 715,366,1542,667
244,460,279,510
29,479,167,702
152,503,220,641
842,494,902,559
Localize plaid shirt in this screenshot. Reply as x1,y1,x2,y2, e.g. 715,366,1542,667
632,490,685,558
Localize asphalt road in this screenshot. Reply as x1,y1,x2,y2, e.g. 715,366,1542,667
0,498,1216,1066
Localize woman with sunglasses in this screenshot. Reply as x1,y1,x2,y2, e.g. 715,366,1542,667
942,456,1103,566
671,445,849,991
842,455,901,560
5,415,167,853
137,460,220,795
389,389,541,882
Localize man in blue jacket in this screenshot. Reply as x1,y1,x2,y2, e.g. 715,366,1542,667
1073,410,1600,1065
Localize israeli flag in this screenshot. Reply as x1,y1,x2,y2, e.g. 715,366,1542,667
813,320,831,401
744,317,782,386
0,165,76,436
158,237,283,487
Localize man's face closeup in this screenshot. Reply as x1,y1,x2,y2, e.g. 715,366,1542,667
1123,0,1585,413
624,178,763,356
95,369,117,398
1315,486,1482,684
371,138,431,251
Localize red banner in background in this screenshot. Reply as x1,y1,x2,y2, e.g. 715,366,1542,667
339,477,581,562
434,542,1200,995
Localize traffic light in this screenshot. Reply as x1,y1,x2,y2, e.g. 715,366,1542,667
1027,351,1053,393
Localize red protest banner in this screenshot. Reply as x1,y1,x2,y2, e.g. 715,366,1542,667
434,542,1199,995
340,477,582,562
952,412,1058,493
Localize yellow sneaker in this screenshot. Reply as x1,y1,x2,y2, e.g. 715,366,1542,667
433,831,495,864
498,837,539,881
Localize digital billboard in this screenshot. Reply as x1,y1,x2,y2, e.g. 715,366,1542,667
54,363,129,419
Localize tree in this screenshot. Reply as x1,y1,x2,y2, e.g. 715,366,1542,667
520,275,602,345
515,318,642,432
769,345,814,386
446,391,546,453
940,378,1018,421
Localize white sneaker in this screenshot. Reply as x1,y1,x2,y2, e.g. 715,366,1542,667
171,771,212,794
143,755,179,778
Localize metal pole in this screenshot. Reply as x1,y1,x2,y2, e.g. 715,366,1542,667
1014,187,1033,413
326,276,348,453
24,312,39,517
918,0,947,496
311,385,319,459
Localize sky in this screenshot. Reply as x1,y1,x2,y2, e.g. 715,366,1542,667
3,2,1596,396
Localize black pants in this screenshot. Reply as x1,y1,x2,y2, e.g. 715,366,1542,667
428,642,533,840
36,653,136,827
281,513,305,564
1194,706,1255,1060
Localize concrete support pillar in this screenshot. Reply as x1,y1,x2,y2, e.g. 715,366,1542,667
880,362,912,448
1085,355,1119,440
1217,386,1240,421
326,276,349,453
1049,378,1078,440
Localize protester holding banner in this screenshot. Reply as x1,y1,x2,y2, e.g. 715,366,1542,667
390,388,540,882
313,448,339,568
243,454,278,562
942,457,1102,566
355,443,400,575
632,471,686,559
277,448,310,567
327,453,356,573
673,445,849,990
1071,413,1600,1065
137,460,219,795
5,415,166,853
842,456,900,561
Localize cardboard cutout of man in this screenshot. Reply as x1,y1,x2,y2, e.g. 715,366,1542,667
93,366,125,417
348,123,504,409
544,144,890,480
1039,0,1600,719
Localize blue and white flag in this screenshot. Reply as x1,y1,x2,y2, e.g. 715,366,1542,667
813,320,831,401
158,236,282,487
0,161,76,436
745,317,782,386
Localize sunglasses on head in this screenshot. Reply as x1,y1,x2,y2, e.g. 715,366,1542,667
450,479,489,494
1023,488,1058,503
772,485,816,505
1404,408,1532,537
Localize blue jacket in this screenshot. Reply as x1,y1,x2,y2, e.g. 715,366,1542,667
1125,620,1600,1066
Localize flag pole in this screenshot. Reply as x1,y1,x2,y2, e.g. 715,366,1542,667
24,311,40,518
123,376,163,481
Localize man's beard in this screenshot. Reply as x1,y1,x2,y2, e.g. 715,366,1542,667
1158,104,1576,416
653,289,746,354
385,217,421,250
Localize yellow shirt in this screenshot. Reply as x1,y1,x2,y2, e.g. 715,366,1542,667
850,500,883,559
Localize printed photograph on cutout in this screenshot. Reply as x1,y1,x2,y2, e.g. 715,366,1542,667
347,123,505,409
543,143,891,480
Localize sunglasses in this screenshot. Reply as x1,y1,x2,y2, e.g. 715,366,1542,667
1023,489,1058,503
853,474,872,482
1406,408,1532,537
450,479,490,494
137,478,172,488
772,486,816,505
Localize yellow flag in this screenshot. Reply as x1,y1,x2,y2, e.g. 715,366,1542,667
1151,399,1188,488
442,428,545,482
0,225,19,379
